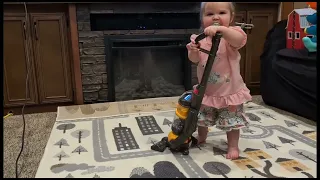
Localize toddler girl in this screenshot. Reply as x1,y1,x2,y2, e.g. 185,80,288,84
186,2,252,160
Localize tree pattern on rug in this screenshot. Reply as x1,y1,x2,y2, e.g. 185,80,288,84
71,130,90,143
72,146,88,154
262,141,281,150
162,118,173,127
245,113,262,123
65,173,74,178
284,120,299,127
258,111,276,120
203,162,231,178
278,136,296,146
289,149,317,163
212,146,227,158
130,161,186,178
93,174,100,178
57,123,75,134
54,151,69,161
242,127,256,134
54,138,69,148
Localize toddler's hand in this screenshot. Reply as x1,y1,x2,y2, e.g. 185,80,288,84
204,26,222,37
186,34,200,52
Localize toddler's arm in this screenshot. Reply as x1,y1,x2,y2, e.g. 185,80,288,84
219,26,247,50
186,34,201,63
188,49,201,63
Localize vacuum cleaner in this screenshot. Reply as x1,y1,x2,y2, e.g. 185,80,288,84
151,23,222,155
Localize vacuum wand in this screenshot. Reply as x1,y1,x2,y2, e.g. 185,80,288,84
169,29,222,149
191,32,222,110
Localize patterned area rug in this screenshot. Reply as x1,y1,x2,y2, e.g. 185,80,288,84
36,97,317,178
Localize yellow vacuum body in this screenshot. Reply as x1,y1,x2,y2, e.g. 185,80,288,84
167,91,193,144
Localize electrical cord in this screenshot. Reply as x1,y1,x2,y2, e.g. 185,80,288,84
15,2,30,178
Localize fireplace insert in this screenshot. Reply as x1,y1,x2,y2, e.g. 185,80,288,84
104,34,192,102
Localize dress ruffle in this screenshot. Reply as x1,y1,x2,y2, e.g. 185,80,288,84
201,88,252,108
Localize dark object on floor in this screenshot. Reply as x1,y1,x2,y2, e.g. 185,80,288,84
260,20,317,121
151,137,169,152
150,136,198,155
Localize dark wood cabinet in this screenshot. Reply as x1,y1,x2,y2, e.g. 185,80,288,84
4,14,39,107
30,13,73,104
245,11,275,94
4,12,73,107
235,3,279,95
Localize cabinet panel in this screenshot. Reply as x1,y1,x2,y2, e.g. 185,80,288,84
245,11,274,94
3,14,38,107
233,11,247,80
30,13,73,104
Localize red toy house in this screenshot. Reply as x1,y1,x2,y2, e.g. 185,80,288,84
286,8,316,49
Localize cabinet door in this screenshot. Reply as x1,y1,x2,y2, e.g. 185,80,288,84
245,11,274,94
3,14,38,107
233,11,247,80
30,13,73,104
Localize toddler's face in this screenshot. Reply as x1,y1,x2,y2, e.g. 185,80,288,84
202,2,234,28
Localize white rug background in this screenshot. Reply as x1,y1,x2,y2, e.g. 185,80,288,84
36,102,317,178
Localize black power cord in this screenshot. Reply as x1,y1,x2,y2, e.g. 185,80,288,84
15,2,30,178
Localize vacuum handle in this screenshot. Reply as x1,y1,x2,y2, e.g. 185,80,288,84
195,23,222,43
191,34,222,110
170,34,222,148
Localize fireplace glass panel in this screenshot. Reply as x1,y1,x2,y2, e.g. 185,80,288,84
112,47,187,101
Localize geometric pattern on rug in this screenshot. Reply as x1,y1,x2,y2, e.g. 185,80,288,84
35,101,317,178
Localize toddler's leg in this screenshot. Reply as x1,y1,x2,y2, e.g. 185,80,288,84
196,105,214,144
226,129,240,160
215,104,248,160
197,126,208,144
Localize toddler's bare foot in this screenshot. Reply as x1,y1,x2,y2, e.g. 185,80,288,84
226,146,239,160
226,129,240,160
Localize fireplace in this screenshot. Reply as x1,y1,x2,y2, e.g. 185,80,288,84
104,34,192,102
76,3,201,103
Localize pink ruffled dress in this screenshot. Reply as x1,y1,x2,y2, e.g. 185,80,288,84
191,26,252,130
192,26,252,109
